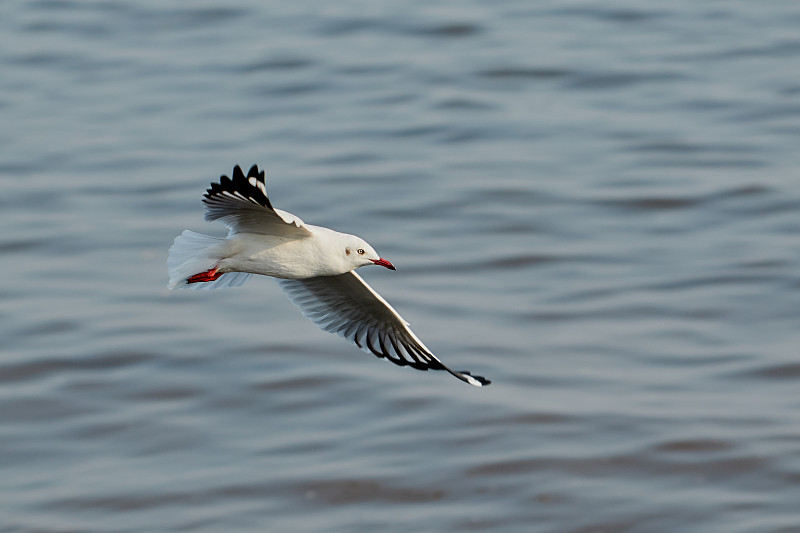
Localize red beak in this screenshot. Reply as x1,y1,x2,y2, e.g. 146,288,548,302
370,258,396,270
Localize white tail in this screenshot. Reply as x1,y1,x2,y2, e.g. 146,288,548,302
167,230,252,290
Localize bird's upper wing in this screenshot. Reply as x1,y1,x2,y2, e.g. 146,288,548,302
202,164,311,237
277,271,489,387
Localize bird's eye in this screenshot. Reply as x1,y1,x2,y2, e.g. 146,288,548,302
357,248,365,255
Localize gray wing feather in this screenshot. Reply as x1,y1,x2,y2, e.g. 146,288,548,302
277,271,489,386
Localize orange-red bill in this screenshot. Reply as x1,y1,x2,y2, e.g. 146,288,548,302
370,258,396,270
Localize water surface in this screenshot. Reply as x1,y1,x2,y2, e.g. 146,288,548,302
2,1,800,532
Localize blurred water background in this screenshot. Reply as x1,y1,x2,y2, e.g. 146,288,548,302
2,1,800,532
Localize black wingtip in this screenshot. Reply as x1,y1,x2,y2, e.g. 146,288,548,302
447,369,491,387
463,371,491,387
203,164,273,210
232,164,245,181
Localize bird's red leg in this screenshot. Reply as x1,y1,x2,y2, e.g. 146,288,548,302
186,267,223,284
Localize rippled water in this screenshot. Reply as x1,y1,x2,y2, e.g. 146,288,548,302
3,1,800,532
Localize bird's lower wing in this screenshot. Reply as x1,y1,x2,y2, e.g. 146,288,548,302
277,271,489,387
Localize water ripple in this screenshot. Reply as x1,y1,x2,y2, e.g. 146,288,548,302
3,0,800,531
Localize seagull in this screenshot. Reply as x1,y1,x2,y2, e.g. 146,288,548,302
167,164,490,387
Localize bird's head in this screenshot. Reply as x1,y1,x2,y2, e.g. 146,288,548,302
344,237,395,271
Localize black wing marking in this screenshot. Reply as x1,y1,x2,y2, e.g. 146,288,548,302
205,164,273,210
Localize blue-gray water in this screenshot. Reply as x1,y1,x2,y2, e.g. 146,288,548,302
3,1,800,532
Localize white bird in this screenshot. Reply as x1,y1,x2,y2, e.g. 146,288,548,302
167,164,490,387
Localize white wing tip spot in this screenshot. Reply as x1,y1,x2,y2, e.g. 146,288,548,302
465,375,484,387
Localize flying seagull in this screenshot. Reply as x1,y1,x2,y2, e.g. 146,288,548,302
167,164,490,387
